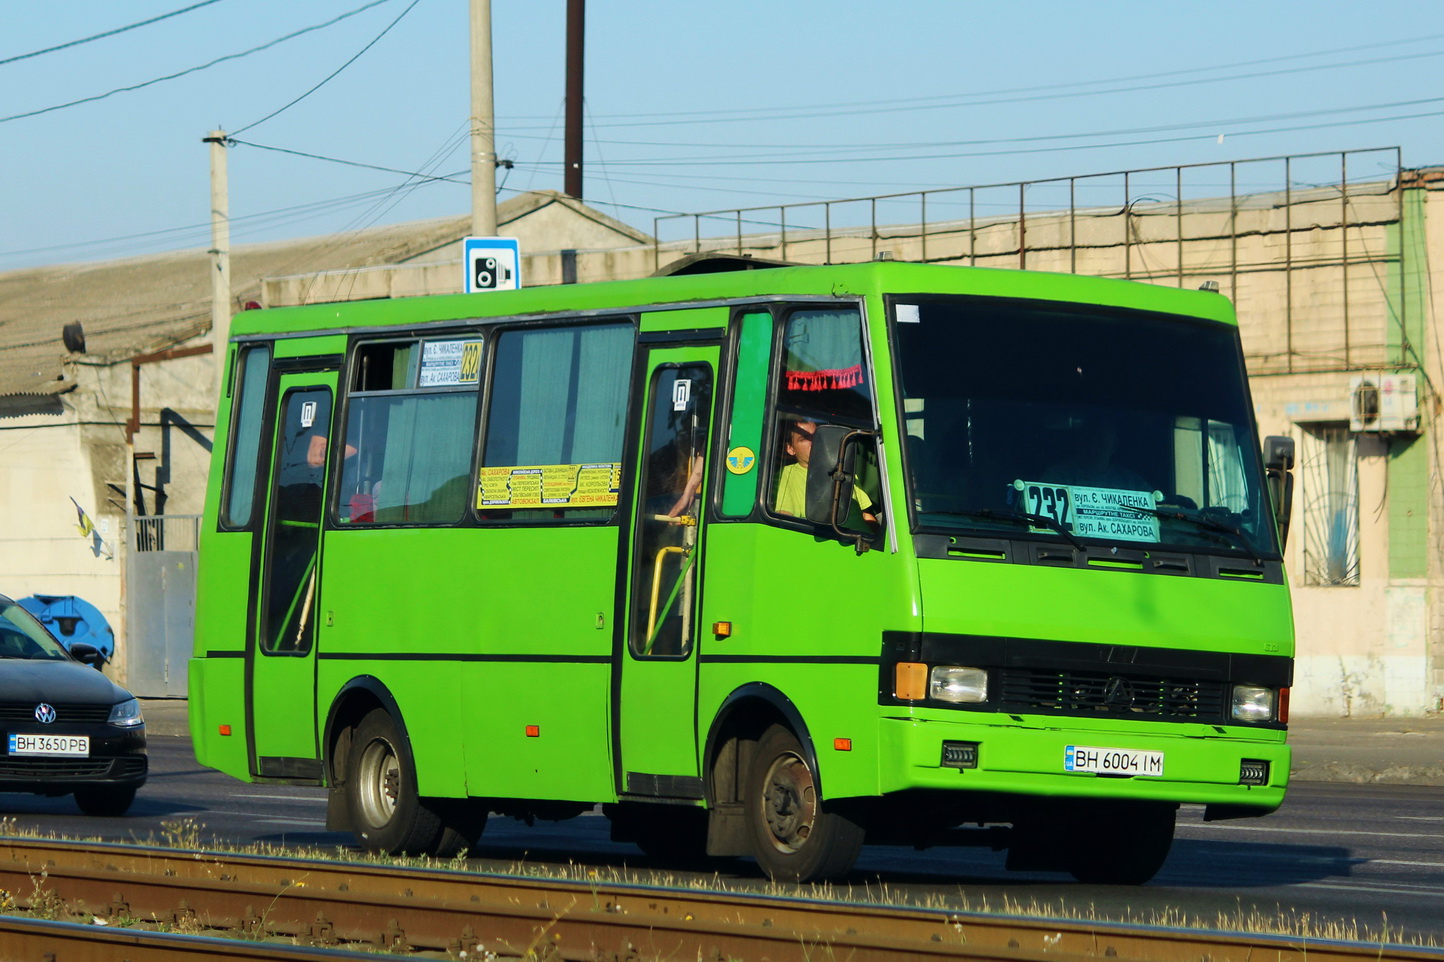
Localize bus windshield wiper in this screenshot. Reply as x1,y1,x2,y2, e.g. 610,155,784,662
944,507,1087,551
1119,504,1263,563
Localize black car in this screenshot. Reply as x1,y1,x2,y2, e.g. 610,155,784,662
0,594,146,815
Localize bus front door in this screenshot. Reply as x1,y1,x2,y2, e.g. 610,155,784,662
618,349,717,799
247,370,338,781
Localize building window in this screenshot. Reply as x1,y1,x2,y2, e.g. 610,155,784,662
1300,425,1359,586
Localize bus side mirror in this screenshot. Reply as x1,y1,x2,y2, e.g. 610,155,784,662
805,424,850,525
1263,435,1295,550
807,425,878,552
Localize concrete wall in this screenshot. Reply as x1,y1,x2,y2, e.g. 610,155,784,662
0,345,217,688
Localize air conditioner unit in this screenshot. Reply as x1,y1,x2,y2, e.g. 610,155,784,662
1349,372,1419,433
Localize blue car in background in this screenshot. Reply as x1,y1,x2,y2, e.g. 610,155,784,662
0,594,146,815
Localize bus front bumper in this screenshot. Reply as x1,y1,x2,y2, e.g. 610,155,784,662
878,714,1289,815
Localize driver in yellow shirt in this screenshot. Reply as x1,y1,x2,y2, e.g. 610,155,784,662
774,420,876,522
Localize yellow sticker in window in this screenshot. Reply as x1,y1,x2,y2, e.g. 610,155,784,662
477,463,621,509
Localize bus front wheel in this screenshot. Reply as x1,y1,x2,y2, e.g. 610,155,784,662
347,709,449,855
745,725,864,882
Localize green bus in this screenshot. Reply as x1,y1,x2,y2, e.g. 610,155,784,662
190,258,1294,884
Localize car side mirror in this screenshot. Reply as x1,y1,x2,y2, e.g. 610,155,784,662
1263,435,1295,550
68,641,107,670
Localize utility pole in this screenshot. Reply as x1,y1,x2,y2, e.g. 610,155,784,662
470,0,498,235
203,129,230,382
564,0,584,198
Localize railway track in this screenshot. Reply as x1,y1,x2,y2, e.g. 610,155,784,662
1,835,1441,962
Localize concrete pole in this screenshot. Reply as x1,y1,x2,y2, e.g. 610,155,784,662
203,129,230,390
470,0,498,236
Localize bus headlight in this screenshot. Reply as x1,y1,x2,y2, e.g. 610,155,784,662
930,666,988,704
1230,685,1275,723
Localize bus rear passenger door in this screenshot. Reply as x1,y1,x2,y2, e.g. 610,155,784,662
618,348,718,799
248,370,337,781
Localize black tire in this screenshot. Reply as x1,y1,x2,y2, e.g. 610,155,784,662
346,709,448,855
1066,802,1176,885
745,725,864,882
74,785,137,817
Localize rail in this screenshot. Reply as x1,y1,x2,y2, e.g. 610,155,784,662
1,837,1441,961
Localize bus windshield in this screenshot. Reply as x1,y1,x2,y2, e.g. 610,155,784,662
892,296,1278,557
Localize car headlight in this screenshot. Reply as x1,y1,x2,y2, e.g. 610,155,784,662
108,697,144,728
1230,685,1275,723
930,666,988,704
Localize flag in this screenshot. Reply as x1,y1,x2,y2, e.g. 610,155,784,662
70,497,95,537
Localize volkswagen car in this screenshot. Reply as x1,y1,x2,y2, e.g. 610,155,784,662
0,594,146,815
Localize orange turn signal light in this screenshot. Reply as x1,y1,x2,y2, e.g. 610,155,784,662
219,724,232,736
895,662,928,701
712,621,732,638
525,725,540,737
833,737,852,751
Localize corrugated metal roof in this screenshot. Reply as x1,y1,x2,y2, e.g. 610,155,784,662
0,191,650,412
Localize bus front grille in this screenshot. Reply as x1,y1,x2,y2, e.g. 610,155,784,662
996,668,1228,721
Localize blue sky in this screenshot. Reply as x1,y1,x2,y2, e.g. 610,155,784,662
3,1,1442,270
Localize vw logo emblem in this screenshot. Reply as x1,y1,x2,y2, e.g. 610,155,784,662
33,703,56,725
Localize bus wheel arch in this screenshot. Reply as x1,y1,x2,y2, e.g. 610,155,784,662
323,680,483,857
703,685,864,879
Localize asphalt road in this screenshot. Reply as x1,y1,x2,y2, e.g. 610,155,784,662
2,721,1442,946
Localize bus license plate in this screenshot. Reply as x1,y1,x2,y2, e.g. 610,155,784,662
1065,745,1163,777
8,733,89,757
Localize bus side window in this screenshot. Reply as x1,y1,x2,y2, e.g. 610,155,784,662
765,307,877,525
478,321,634,522
340,337,481,526
220,344,272,529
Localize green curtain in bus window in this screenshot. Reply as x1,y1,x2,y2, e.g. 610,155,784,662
779,308,871,423
222,345,271,528
496,323,632,467
370,393,476,523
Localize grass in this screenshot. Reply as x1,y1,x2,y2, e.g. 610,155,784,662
0,816,1437,952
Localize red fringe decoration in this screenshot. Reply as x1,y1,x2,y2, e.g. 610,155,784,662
786,365,864,392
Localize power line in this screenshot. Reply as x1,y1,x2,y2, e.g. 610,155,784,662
520,108,1444,169
505,31,1444,126
499,94,1444,158
0,0,396,125
232,0,422,136
504,46,1444,133
0,0,228,67
228,138,469,184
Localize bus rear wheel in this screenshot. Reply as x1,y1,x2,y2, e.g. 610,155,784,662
347,709,454,855
745,725,864,882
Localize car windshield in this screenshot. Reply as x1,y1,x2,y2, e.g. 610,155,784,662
892,296,1278,557
0,601,72,660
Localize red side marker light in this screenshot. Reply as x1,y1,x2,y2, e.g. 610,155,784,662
219,724,232,736
834,738,852,751
525,725,540,737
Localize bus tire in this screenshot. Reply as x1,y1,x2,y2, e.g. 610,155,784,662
346,709,445,855
745,725,864,882
1066,802,1176,885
